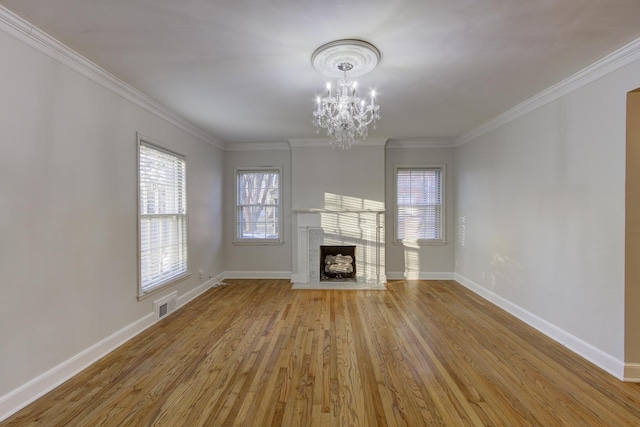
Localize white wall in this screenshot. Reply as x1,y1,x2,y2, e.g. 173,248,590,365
454,53,640,367
223,147,292,275
0,21,224,410
385,145,456,278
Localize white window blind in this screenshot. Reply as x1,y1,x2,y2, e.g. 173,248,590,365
139,142,187,292
236,169,280,241
396,167,443,241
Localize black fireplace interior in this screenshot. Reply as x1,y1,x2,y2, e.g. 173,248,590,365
320,245,356,281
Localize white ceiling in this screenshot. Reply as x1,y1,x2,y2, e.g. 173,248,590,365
3,0,640,146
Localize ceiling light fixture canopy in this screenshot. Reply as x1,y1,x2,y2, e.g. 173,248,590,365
311,39,381,149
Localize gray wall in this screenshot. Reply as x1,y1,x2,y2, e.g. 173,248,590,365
223,147,292,275
291,142,386,211
0,26,225,398
454,55,640,363
224,142,458,279
385,145,456,278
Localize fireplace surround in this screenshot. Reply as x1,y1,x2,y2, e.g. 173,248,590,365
291,209,386,289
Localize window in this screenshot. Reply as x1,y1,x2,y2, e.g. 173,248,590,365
396,166,444,242
236,168,281,242
138,137,188,296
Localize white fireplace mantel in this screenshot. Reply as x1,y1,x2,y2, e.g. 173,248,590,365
292,208,386,213
291,209,386,289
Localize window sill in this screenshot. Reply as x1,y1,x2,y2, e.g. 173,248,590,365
137,272,191,301
233,240,285,246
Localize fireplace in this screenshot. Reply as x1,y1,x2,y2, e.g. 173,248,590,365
291,209,386,288
320,245,356,281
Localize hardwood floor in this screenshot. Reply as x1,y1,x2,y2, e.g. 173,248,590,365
3,279,640,426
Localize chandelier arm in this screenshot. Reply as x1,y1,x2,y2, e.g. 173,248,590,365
310,39,381,149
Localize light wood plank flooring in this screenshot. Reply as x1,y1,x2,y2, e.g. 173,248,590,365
3,279,640,426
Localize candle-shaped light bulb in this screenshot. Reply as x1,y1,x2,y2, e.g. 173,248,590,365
316,96,321,112
352,81,357,96
370,90,376,106
327,82,331,97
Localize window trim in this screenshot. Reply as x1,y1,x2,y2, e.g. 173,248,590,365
137,133,190,300
234,166,283,245
394,164,446,245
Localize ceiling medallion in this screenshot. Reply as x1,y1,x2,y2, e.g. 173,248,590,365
311,39,381,149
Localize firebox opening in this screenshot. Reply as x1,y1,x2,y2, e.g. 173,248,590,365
320,245,356,282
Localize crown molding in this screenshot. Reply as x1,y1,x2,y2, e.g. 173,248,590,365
455,36,640,147
225,141,291,151
288,138,330,147
0,6,225,150
288,137,389,148
386,138,454,149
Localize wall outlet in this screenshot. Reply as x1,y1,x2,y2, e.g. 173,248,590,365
199,269,204,279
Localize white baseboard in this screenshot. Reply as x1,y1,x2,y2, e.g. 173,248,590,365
177,277,216,307
454,273,626,381
386,271,455,280
0,313,155,421
0,280,215,422
222,271,292,279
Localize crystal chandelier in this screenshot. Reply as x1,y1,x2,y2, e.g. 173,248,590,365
311,40,381,149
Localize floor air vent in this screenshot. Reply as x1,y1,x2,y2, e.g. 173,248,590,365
153,291,178,319
158,303,168,318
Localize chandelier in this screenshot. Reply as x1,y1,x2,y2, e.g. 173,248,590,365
311,40,381,149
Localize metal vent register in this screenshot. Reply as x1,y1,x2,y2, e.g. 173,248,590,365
153,291,177,319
